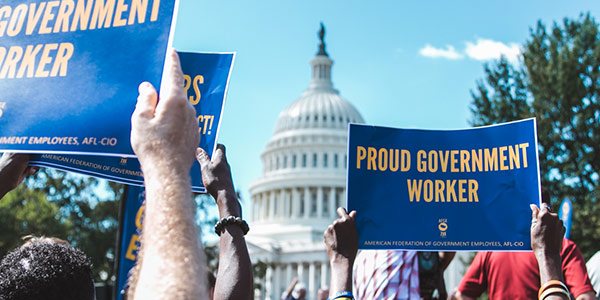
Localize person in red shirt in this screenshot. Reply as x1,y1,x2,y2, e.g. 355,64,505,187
453,239,595,300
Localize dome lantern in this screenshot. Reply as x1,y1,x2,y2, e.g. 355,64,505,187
308,22,336,93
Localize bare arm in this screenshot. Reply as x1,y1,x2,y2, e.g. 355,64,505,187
197,144,253,300
324,208,358,297
0,153,35,198
531,204,568,300
439,251,456,271
129,50,207,300
282,277,299,299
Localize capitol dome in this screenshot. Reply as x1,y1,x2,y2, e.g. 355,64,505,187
247,24,364,300
273,63,364,134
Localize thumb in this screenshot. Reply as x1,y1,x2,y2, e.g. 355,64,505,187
196,147,210,170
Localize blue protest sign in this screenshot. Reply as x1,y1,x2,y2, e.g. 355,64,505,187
558,198,573,239
116,185,145,299
28,52,235,193
347,118,541,251
0,0,178,156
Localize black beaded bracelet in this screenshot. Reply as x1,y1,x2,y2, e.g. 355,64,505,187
214,216,250,236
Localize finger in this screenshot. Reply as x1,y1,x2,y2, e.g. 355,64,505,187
196,147,210,170
213,144,226,162
541,202,551,213
337,207,350,219
157,49,185,112
530,204,540,221
349,210,357,220
134,82,158,118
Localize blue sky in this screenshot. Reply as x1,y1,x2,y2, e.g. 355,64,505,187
172,0,600,214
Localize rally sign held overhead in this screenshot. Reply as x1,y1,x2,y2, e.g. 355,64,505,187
347,118,541,251
29,52,235,193
0,0,178,156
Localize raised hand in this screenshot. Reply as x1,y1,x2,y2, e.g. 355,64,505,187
130,49,199,174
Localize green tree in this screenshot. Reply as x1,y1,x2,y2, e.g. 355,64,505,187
471,13,600,259
0,184,70,256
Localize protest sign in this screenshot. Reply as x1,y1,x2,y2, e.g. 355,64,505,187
29,52,235,193
115,185,145,300
0,0,178,156
347,118,541,251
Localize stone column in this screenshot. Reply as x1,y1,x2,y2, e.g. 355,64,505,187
265,265,273,300
281,189,288,218
308,262,316,299
297,263,305,286
320,262,329,288
317,187,324,218
286,189,292,217
262,192,269,220
292,188,300,219
278,189,285,220
329,188,336,218
274,264,282,298
303,187,310,219
286,263,293,290
269,190,276,220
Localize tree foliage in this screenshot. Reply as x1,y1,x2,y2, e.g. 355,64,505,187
471,13,600,259
0,185,70,255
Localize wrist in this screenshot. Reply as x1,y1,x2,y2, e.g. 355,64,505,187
330,254,354,269
215,189,241,218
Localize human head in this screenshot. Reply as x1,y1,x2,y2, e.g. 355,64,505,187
0,236,94,300
293,282,307,299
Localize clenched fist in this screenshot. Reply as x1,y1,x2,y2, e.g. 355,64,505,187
131,50,199,174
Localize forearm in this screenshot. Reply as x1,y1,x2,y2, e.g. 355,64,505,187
536,253,568,300
329,257,353,297
536,253,564,284
133,165,207,300
214,191,253,300
439,251,456,270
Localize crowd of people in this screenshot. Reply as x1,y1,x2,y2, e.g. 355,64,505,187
0,50,598,300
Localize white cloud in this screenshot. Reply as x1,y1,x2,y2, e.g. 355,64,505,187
465,39,521,63
419,44,463,60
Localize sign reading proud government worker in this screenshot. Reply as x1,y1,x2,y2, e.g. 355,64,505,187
0,0,178,156
347,118,541,251
28,52,235,193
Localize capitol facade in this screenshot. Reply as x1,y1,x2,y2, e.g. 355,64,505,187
246,27,364,300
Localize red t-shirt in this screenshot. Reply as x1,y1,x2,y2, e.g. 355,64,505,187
458,239,595,299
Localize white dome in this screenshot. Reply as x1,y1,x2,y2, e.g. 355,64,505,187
274,89,365,133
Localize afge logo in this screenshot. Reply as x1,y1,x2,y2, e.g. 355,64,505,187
438,218,448,237
0,102,5,118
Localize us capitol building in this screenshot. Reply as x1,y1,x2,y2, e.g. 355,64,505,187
246,24,363,300
246,25,467,300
